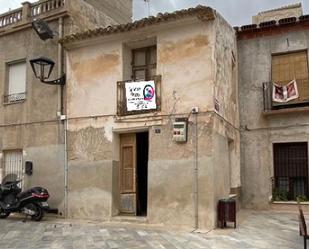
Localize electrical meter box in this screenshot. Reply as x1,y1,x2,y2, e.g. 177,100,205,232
173,119,188,142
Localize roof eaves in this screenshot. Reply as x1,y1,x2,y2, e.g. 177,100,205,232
60,5,215,45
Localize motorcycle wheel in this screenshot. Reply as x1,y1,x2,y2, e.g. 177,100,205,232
25,203,44,221
0,208,10,219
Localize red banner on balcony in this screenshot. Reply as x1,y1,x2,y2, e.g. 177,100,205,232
272,79,299,103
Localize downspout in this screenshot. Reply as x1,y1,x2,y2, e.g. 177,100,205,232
193,112,199,230
58,16,68,218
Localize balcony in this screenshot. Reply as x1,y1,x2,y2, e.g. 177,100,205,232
117,75,161,116
262,82,309,115
0,0,66,30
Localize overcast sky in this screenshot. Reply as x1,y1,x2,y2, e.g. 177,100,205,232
0,0,308,26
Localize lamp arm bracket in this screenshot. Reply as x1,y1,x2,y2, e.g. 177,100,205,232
41,74,66,85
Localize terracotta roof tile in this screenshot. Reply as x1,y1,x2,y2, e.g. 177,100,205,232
60,5,215,44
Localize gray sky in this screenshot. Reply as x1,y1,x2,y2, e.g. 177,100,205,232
0,0,308,26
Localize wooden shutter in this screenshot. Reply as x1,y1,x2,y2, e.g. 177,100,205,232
121,146,135,192
120,134,136,214
132,46,157,81
272,51,309,105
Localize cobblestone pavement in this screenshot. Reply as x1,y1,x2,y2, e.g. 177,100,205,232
0,211,303,249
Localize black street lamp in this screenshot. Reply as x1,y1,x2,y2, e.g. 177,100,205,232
32,19,55,41
30,57,65,85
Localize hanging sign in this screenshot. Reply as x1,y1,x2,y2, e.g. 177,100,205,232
125,80,156,111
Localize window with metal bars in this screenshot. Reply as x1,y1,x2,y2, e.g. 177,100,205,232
273,142,308,200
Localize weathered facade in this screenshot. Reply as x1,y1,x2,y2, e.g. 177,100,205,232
0,0,132,216
62,6,240,229
237,4,309,209
4,0,307,230
252,3,303,24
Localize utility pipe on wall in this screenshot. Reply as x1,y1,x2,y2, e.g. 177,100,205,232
193,112,199,230
58,16,68,218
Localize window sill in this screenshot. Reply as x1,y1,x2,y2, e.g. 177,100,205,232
115,111,162,121
263,106,309,116
3,99,26,106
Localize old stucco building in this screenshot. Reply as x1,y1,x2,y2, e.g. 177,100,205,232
61,6,240,229
2,0,308,230
0,0,132,216
237,3,309,209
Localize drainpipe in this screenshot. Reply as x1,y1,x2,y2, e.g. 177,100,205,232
58,17,68,218
193,112,199,230
58,17,64,114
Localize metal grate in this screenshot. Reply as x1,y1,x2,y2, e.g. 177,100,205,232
4,92,26,104
2,150,23,189
273,142,308,200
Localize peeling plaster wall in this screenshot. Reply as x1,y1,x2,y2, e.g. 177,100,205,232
65,0,132,34
212,13,241,207
66,17,237,229
157,21,215,114
238,29,309,209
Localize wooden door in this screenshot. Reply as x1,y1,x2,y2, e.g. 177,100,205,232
120,134,136,214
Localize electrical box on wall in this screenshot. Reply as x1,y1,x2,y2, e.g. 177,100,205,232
25,161,33,175
173,118,188,143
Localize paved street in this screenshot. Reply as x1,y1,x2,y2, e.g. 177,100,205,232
0,211,303,249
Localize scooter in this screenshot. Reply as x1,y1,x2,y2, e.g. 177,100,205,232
0,174,50,221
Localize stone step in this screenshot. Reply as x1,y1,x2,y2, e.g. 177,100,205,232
110,215,148,224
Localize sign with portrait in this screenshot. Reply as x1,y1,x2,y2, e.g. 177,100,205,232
125,80,156,111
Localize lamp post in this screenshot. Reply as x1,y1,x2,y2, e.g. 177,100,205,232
29,57,66,85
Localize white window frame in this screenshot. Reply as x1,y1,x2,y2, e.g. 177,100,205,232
5,59,27,104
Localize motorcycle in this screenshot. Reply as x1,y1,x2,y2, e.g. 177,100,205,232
0,174,50,221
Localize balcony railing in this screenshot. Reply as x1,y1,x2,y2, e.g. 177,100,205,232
0,0,66,30
263,82,309,112
117,75,161,116
0,8,22,28
4,92,26,104
31,0,65,17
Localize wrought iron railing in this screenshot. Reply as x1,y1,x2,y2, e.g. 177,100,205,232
31,0,65,17
4,92,26,104
117,75,162,116
0,8,22,28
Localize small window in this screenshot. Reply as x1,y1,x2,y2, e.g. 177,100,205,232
2,150,23,189
132,46,156,81
5,60,27,104
273,142,308,200
272,51,309,106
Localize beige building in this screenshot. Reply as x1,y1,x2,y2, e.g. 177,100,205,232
0,0,132,216
61,6,240,229
237,4,309,209
4,0,307,231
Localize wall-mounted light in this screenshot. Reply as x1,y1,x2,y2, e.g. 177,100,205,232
32,19,55,41
30,57,65,85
